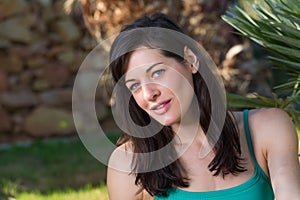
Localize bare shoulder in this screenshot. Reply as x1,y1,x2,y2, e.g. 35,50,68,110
247,108,298,159
107,142,154,200
231,108,292,131
248,108,297,138
249,107,291,121
108,142,134,171
107,142,140,200
249,108,300,199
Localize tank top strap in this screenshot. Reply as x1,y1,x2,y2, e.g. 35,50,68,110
243,109,259,167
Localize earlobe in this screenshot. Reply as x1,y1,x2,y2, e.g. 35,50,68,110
184,46,199,73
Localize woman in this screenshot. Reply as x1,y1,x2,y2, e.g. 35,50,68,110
106,13,300,200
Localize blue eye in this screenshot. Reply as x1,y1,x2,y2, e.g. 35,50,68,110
129,83,140,91
152,69,165,78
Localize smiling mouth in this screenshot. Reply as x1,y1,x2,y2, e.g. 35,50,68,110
151,99,172,114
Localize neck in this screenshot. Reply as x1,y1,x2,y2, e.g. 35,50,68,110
172,118,214,159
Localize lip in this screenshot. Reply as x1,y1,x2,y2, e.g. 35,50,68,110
150,99,172,114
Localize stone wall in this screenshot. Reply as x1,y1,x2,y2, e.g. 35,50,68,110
0,0,113,141
0,0,272,142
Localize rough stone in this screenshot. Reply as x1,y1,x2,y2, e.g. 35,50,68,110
0,0,29,19
0,90,38,108
0,38,11,48
23,106,75,137
79,35,98,50
68,50,86,73
9,45,33,59
0,109,13,132
26,56,47,69
0,52,23,74
58,50,76,65
42,3,56,22
0,16,33,43
37,0,52,7
0,70,8,91
11,112,24,134
19,70,34,86
51,17,80,43
29,40,48,55
32,79,50,91
42,62,71,88
7,75,19,90
38,89,72,106
48,45,69,57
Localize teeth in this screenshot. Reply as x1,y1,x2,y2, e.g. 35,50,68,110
156,104,164,109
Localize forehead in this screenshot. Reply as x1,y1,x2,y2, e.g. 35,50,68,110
126,48,166,73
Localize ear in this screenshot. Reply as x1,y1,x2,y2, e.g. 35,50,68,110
184,46,199,74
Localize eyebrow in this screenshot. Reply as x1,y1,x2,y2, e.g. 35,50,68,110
125,62,163,84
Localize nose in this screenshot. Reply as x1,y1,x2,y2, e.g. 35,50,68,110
142,84,160,101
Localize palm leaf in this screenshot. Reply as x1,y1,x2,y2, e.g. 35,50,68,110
269,57,300,71
260,31,300,49
271,22,300,39
223,0,300,115
263,42,300,60
227,93,275,108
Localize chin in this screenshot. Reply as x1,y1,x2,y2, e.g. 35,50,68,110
148,111,180,127
156,117,178,127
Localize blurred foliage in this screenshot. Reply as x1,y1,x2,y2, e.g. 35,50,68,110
223,0,300,126
0,132,120,199
0,138,104,193
15,184,108,200
0,179,17,200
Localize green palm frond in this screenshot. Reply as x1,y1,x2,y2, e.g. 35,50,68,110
222,0,300,126
227,93,275,109
222,1,300,54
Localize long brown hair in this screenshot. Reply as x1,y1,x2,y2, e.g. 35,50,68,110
108,13,245,197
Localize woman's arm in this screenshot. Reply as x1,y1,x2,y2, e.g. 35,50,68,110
251,108,300,200
107,143,154,200
107,166,141,200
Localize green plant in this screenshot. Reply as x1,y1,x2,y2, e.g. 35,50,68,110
0,180,18,200
16,184,108,200
0,132,121,194
222,0,300,126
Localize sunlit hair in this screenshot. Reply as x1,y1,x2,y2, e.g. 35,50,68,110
108,13,246,197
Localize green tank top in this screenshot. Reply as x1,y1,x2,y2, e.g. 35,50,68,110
155,110,275,200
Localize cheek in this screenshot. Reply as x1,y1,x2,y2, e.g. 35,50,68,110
132,93,147,110
163,73,194,97
165,74,195,111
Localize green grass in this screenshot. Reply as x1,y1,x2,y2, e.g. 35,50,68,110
0,132,121,199
0,138,105,192
16,184,108,200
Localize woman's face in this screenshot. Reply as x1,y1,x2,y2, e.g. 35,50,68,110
124,48,196,127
